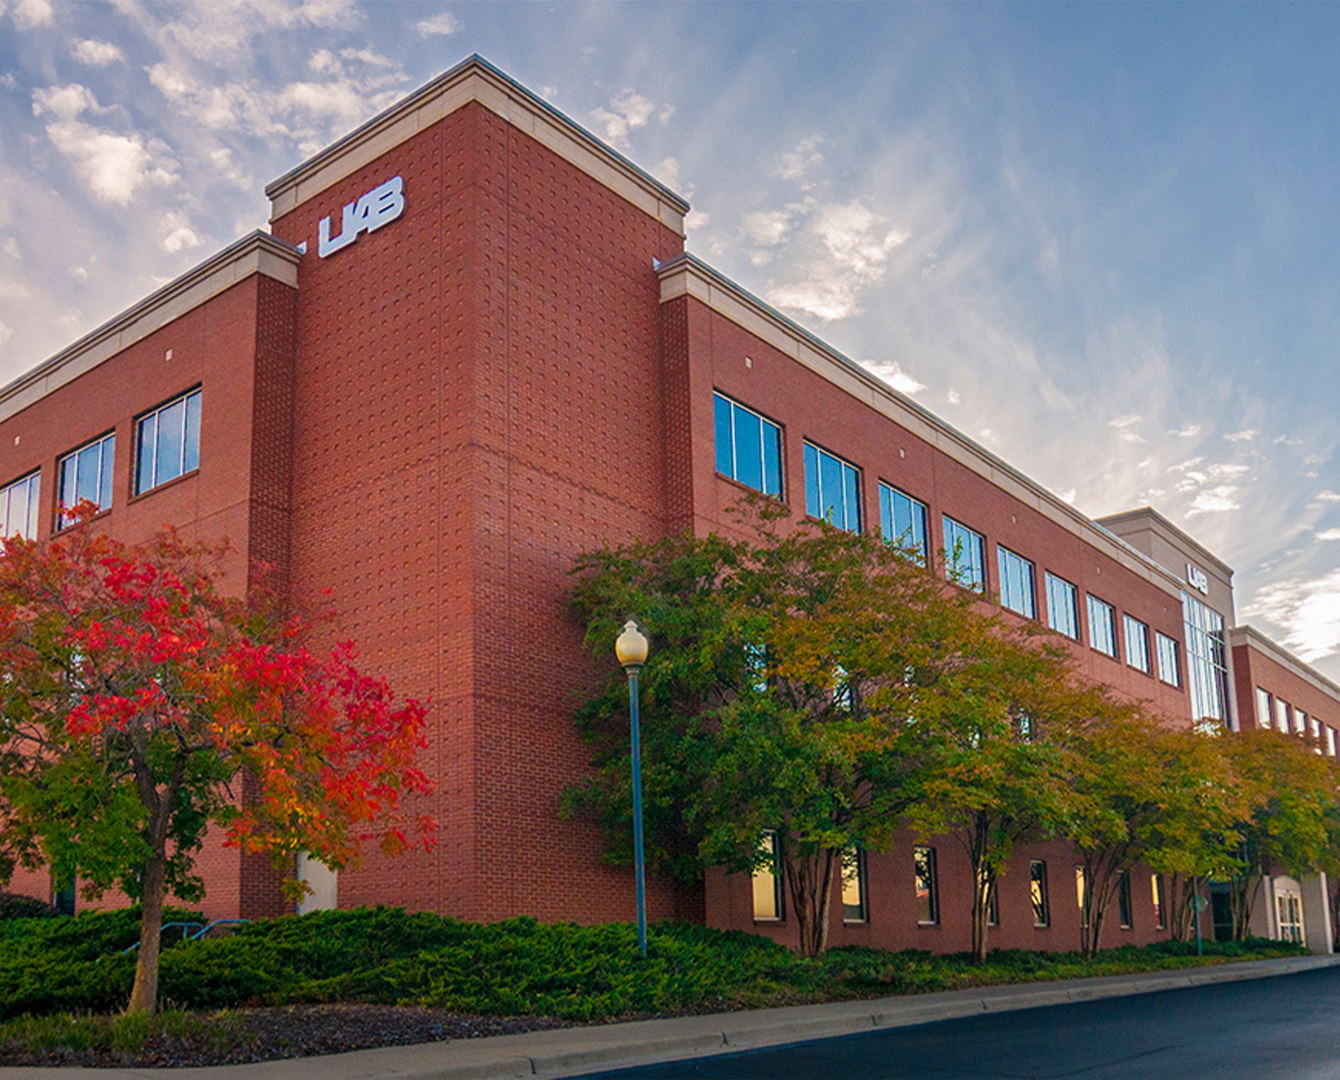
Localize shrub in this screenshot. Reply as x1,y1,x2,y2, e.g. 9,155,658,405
0,893,57,920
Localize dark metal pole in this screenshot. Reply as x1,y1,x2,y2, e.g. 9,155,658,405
629,669,648,959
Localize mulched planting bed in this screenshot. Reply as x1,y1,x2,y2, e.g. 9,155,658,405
0,1004,573,1068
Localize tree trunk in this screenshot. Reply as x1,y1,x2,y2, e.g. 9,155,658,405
126,854,167,1016
785,849,836,958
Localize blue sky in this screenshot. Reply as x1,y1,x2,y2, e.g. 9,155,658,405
1,1,1338,680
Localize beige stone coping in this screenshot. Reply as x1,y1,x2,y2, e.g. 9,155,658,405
265,55,688,237
659,252,1187,599
0,232,300,425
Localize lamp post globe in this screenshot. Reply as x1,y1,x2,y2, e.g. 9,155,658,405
617,618,649,959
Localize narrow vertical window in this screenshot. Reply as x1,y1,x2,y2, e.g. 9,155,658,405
752,831,783,921
804,442,861,531
1295,708,1308,737
1329,727,1338,757
1030,860,1050,927
842,847,867,924
0,472,40,540
136,388,202,494
1276,698,1291,733
878,483,928,564
986,872,1000,927
997,546,1036,618
1123,615,1150,673
1118,871,1133,929
914,846,939,925
1045,573,1079,639
1256,688,1273,730
1075,866,1088,929
1086,596,1117,658
943,517,986,592
1155,632,1181,687
713,392,782,497
57,433,115,529
1151,873,1166,930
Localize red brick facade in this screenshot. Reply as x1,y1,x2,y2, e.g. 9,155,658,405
3,57,1335,954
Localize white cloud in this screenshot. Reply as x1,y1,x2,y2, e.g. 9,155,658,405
158,0,360,63
767,201,910,321
0,281,31,300
1315,491,1340,503
415,11,461,37
1185,485,1241,516
652,157,681,190
71,39,124,66
1168,423,1202,438
32,84,101,121
1224,428,1258,442
742,209,793,248
1246,569,1340,663
1316,529,1340,542
685,210,710,231
946,388,960,405
861,359,925,396
777,136,824,183
1058,489,1077,504
1108,414,1141,428
12,0,52,29
159,210,202,253
589,89,657,148
0,320,12,348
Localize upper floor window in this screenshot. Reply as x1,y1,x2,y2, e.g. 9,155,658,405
804,442,861,532
1256,687,1273,730
878,483,927,564
1155,632,1181,687
1045,572,1079,640
1123,615,1150,674
0,472,39,541
997,546,1036,618
1087,595,1117,658
713,392,782,497
943,516,985,592
57,432,115,529
136,389,201,496
1275,698,1291,733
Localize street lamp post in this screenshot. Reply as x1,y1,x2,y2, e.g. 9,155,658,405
615,617,650,960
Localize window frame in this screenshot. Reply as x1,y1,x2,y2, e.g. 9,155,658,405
943,516,986,593
1086,595,1118,658
1256,687,1273,730
1117,870,1133,929
751,830,785,922
803,441,861,532
997,545,1036,619
1045,572,1080,640
878,482,928,564
1155,632,1181,687
0,470,40,541
841,847,867,924
1151,872,1166,930
713,391,784,498
56,430,116,530
1030,860,1050,928
914,846,940,926
135,387,202,496
1123,614,1151,674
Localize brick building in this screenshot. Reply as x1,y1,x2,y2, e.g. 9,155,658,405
5,56,1337,954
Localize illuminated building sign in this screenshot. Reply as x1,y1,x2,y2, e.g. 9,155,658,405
318,176,405,258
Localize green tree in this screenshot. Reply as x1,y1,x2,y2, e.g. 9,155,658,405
0,517,434,1015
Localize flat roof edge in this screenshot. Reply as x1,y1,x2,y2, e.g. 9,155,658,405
1097,506,1235,577
0,231,300,424
658,252,1186,597
264,55,689,227
1231,624,1340,702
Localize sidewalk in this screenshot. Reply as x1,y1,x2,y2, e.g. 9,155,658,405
5,954,1337,1080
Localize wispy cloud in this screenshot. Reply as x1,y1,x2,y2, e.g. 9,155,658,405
414,11,460,38
861,359,926,396
1316,528,1340,542
1224,428,1258,443
11,0,52,30
1246,569,1340,663
71,39,125,66
588,89,670,149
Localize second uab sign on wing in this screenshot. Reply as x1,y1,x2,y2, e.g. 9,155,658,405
317,176,405,258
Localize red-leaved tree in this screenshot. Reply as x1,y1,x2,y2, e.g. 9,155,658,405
0,512,435,1014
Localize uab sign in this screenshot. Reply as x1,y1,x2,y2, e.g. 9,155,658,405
318,176,405,258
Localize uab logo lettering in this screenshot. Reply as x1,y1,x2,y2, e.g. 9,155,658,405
318,176,405,258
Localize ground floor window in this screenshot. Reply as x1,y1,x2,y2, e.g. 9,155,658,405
752,831,783,921
841,847,867,924
1277,891,1303,944
1118,871,1133,929
1030,860,1050,927
1151,873,1166,930
914,846,939,925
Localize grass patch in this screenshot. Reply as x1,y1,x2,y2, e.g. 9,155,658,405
0,906,1309,1027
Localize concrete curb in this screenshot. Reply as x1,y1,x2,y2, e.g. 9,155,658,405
2,955,1336,1080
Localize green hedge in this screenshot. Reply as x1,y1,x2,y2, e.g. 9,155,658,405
0,906,1308,1022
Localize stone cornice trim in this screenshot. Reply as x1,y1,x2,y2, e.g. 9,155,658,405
265,55,688,236
0,231,300,425
1096,505,1235,579
658,252,1186,599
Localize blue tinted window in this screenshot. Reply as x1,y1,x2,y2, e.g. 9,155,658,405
997,546,1036,618
713,392,782,498
1045,572,1079,639
879,484,927,564
136,389,201,495
943,516,985,592
1087,595,1117,657
57,433,115,529
0,472,40,540
804,441,860,531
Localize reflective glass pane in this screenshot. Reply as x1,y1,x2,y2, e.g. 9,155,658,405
60,456,78,519
156,399,185,484
804,444,820,518
714,394,733,477
99,436,115,509
762,420,782,496
819,450,843,524
733,405,763,492
183,392,201,473
137,414,157,493
75,443,101,506
842,462,860,531
25,476,38,539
